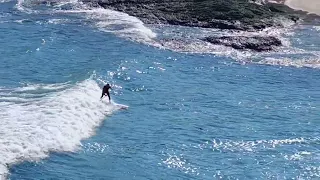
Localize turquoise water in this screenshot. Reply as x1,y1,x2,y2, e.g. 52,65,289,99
1,1,320,179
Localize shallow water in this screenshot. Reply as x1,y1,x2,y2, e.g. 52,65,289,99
0,0,319,179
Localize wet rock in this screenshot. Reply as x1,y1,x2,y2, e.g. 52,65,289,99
202,36,282,51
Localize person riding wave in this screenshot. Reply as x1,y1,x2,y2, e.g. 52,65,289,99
100,83,112,102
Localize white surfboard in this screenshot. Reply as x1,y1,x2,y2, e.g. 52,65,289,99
108,100,129,110
114,103,129,110
101,97,129,110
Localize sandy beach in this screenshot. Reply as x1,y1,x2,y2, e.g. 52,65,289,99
285,0,320,15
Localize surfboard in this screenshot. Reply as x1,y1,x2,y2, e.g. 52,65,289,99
101,97,128,110
114,103,129,110
108,100,129,110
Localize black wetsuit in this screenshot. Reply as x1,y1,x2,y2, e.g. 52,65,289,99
101,84,111,101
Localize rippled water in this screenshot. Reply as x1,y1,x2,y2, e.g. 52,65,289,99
1,0,319,179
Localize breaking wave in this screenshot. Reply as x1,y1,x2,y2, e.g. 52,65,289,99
0,79,119,177
16,0,156,42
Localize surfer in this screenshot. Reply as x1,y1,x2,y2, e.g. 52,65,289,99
100,84,112,102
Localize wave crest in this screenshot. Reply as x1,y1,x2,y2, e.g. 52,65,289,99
0,79,116,177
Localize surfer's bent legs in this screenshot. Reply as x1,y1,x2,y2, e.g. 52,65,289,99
100,91,105,99
100,92,111,101
106,91,111,101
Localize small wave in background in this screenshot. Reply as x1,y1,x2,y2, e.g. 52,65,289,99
15,0,157,42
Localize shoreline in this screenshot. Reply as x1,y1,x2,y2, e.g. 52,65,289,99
284,0,320,15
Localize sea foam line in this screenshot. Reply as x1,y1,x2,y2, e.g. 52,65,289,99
15,0,157,43
61,7,157,42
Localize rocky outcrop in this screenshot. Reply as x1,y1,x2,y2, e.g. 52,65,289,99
84,0,302,31
202,36,282,51
81,0,313,51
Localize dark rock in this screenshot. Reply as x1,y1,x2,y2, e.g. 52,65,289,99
80,0,318,51
83,0,304,30
202,36,282,51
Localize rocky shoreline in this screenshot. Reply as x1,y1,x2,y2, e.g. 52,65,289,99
83,0,316,51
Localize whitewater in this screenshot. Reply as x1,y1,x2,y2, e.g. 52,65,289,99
0,0,319,179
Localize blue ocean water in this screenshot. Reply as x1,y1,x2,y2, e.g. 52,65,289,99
1,0,320,179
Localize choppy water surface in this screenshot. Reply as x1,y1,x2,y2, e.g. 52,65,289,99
0,0,319,179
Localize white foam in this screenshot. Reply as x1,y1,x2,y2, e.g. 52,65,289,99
15,0,37,14
249,0,266,5
0,79,117,177
5,82,70,94
258,57,320,68
0,0,12,3
48,18,70,24
154,20,295,60
63,7,157,42
15,0,156,43
13,19,30,24
155,23,320,69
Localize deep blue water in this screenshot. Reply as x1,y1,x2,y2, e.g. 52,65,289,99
1,1,320,179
